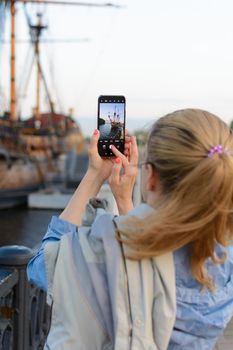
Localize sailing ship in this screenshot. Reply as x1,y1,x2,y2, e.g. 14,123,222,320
0,0,119,208
107,105,123,138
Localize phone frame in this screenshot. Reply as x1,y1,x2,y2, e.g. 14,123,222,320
97,95,126,157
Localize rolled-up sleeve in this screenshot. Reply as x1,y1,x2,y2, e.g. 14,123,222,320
27,216,77,291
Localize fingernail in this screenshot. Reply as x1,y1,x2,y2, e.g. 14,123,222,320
93,129,98,135
115,157,121,164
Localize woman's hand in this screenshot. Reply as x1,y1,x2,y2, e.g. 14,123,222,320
88,129,132,183
108,136,138,215
60,129,112,225
87,129,113,183
60,130,133,225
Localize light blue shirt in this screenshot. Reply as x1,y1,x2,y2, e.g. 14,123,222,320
27,215,233,349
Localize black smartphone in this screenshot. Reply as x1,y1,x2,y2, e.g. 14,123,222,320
97,95,126,157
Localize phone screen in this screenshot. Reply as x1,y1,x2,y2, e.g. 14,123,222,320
97,95,125,157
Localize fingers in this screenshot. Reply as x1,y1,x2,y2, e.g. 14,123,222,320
129,136,138,166
108,157,122,186
125,135,131,149
90,129,137,167
110,135,138,164
124,136,131,157
124,130,131,155
90,129,99,147
89,129,100,157
110,145,129,167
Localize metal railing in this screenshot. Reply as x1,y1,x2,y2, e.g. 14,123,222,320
0,246,51,350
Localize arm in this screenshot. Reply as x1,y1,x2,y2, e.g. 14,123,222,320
27,170,104,290
27,129,113,289
59,170,103,225
27,216,76,290
59,129,113,225
59,130,134,223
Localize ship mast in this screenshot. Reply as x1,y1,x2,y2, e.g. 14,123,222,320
10,0,17,121
36,35,40,119
30,13,47,120
7,0,121,121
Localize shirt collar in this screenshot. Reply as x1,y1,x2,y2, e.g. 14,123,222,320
127,203,155,218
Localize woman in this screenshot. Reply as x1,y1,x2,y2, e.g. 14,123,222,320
28,109,233,349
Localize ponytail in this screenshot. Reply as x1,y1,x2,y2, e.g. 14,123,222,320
117,109,233,291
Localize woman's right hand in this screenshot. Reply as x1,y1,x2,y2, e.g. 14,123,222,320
108,136,138,215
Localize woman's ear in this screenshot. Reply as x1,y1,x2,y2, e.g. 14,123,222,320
146,164,159,192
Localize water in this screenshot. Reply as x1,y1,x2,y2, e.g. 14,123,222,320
99,124,111,138
0,205,61,249
99,123,123,140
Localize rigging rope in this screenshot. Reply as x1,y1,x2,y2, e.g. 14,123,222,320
0,2,8,114
44,36,65,113
17,49,36,115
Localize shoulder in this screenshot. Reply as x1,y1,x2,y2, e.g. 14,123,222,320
172,247,233,346
90,212,116,240
174,244,233,329
174,243,233,289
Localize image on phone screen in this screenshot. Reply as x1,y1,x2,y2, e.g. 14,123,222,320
98,95,125,157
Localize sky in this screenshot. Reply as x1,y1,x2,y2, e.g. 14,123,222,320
1,0,233,136
99,102,124,123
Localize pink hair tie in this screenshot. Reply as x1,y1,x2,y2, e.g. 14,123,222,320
207,144,227,158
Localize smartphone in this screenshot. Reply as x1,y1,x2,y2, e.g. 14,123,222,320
97,95,126,157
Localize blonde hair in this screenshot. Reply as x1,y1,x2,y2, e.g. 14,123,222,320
118,109,233,291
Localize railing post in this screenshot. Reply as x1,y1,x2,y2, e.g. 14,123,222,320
0,245,34,350
0,268,19,350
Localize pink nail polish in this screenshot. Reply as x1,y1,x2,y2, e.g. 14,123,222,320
115,157,121,164
94,129,98,135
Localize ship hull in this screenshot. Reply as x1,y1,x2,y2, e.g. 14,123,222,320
0,185,40,209
0,112,84,209
0,148,48,209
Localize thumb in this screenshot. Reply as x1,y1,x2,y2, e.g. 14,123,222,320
109,157,122,185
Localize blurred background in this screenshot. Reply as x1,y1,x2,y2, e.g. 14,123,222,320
1,0,233,237
1,0,233,135
1,0,233,228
